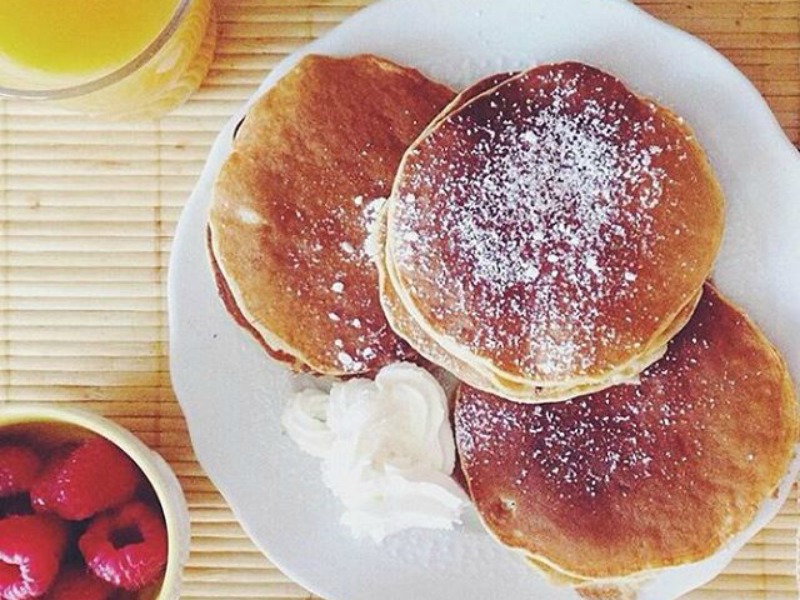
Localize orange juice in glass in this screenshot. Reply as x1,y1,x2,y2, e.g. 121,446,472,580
0,0,217,119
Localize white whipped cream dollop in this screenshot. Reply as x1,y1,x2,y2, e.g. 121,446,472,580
281,362,468,542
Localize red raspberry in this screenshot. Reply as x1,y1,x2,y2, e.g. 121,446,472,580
43,566,115,600
31,438,140,521
0,445,42,497
0,515,68,600
79,501,167,591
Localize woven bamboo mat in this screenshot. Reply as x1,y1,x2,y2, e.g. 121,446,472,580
0,1,797,598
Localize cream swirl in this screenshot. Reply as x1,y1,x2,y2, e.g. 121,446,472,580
281,388,335,458
282,362,468,542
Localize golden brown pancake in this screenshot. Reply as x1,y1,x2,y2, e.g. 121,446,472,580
455,284,798,580
209,54,454,375
384,62,725,396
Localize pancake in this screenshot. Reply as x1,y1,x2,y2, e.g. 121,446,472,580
375,67,700,402
455,283,799,580
209,54,454,375
384,61,725,397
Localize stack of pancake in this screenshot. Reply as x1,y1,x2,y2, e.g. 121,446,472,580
377,62,724,402
208,55,798,595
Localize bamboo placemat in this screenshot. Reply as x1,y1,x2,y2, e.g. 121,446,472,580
0,1,797,598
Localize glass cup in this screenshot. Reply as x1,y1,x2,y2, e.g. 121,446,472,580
0,0,218,120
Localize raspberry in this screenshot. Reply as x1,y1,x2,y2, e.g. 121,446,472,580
43,567,115,600
0,445,42,497
31,438,140,521
0,515,68,600
79,501,167,591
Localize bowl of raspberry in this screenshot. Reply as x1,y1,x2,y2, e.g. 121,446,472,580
0,405,189,600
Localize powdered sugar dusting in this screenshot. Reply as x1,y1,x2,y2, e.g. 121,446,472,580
456,349,718,501
284,193,405,373
392,64,689,379
457,389,669,501
454,289,741,503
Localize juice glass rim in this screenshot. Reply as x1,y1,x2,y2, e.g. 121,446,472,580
0,0,193,100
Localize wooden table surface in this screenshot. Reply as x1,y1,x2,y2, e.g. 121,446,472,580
0,1,797,598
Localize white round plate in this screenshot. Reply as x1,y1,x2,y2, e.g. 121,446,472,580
168,1,800,598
